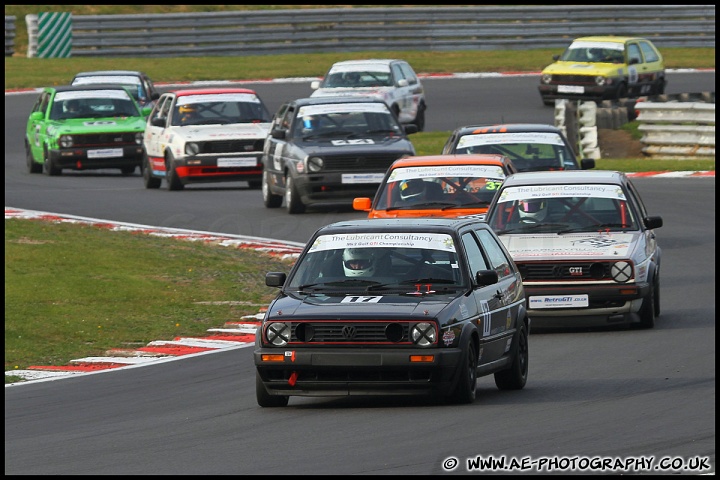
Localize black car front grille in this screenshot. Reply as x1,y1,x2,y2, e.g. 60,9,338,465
549,74,596,85
323,154,403,171
517,261,613,281
198,139,264,154
282,320,417,345
71,133,138,147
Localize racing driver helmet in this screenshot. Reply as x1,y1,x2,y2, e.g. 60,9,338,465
342,248,376,277
518,199,548,223
399,179,426,201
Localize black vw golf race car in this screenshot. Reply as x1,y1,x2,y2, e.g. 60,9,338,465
254,217,530,407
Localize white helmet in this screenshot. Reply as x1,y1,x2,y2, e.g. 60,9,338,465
342,248,376,277
399,179,425,201
518,199,548,223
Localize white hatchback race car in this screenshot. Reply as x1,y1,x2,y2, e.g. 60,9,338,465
485,170,663,329
310,59,427,131
142,88,272,191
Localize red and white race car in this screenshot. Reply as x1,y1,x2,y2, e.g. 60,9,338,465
142,88,272,191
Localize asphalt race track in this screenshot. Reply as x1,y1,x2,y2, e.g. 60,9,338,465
4,70,716,475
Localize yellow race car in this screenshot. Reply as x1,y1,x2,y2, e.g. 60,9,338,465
538,36,666,106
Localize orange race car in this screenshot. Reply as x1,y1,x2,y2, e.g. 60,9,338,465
353,154,517,218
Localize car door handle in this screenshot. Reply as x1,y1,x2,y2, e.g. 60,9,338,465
493,290,504,300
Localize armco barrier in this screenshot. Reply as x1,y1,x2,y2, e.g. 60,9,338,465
555,93,716,161
636,101,716,159
9,5,717,58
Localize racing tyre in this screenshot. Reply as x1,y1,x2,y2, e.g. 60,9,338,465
143,154,161,189
120,166,136,176
256,371,289,407
262,170,282,208
248,180,262,189
26,143,42,174
285,175,305,214
615,83,628,101
448,340,478,404
165,153,184,191
494,322,529,390
413,103,426,132
43,147,61,176
637,283,656,329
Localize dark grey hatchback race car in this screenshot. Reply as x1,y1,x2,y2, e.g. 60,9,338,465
254,217,530,407
261,96,417,213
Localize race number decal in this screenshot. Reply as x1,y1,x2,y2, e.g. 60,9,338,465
341,295,382,303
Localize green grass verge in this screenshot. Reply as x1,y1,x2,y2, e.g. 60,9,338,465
4,219,295,382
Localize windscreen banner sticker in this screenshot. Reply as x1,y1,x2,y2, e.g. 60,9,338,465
298,103,388,115
308,233,457,253
340,295,383,303
529,295,589,308
569,41,624,51
177,93,261,105
457,132,564,148
387,165,506,182
329,64,391,73
73,75,142,85
55,90,132,101
498,184,626,202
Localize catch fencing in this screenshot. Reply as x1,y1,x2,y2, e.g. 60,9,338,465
6,5,717,58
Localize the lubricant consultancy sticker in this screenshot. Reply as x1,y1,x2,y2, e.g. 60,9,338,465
529,295,589,309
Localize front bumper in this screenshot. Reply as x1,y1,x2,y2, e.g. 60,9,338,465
293,172,384,206
169,154,263,184
524,282,650,326
255,346,462,397
49,145,144,169
538,82,623,102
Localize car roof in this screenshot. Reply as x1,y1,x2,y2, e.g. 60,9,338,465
502,170,626,187
316,217,488,235
47,84,134,93
291,96,390,107
329,59,403,68
571,36,647,44
452,123,563,135
171,88,259,96
388,154,512,169
72,70,145,78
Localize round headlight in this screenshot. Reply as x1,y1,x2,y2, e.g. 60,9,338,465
185,142,199,156
59,135,73,148
307,156,324,172
266,322,291,346
594,75,608,86
135,132,143,145
541,74,552,84
611,261,633,283
411,322,437,347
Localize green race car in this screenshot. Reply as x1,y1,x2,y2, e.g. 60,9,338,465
25,85,152,176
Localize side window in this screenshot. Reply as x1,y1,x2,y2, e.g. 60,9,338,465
399,63,418,85
158,95,174,125
462,232,490,278
281,106,296,131
476,229,514,279
625,180,648,220
627,44,642,65
639,41,659,63
391,64,405,85
35,92,49,114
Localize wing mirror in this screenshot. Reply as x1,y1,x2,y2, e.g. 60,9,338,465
475,270,499,287
270,127,287,140
266,272,287,288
